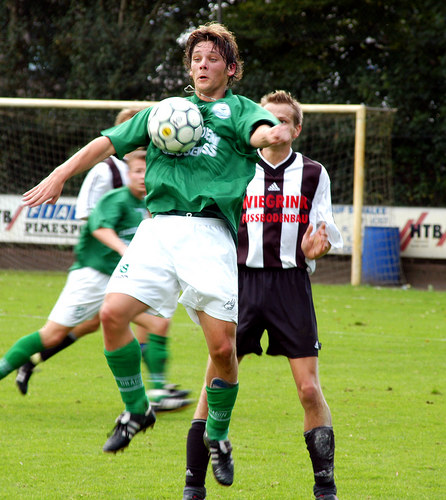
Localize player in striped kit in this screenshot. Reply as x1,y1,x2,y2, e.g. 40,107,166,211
183,90,342,500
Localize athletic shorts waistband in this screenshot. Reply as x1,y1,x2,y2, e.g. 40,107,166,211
154,213,228,228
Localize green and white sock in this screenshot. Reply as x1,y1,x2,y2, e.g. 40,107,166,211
206,378,239,441
143,333,168,390
104,337,149,414
0,331,44,379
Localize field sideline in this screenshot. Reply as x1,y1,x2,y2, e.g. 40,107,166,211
0,270,444,499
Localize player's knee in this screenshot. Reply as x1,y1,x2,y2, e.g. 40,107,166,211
210,340,236,365
93,316,101,331
100,303,119,330
40,326,70,347
86,316,101,333
298,379,322,407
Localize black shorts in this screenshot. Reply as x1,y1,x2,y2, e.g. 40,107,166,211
236,266,320,358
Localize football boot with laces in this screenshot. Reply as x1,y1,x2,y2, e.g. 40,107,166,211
203,431,234,486
103,406,156,453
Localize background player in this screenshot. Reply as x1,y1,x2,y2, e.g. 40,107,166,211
1,151,159,392
75,108,141,220
22,23,290,489
17,109,191,410
15,110,143,395
183,90,342,500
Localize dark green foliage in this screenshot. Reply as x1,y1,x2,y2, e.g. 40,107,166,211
0,0,445,205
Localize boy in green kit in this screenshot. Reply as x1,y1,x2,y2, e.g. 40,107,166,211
23,23,291,490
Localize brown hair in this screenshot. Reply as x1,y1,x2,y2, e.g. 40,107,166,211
183,22,243,85
260,90,303,127
114,108,143,126
125,149,147,167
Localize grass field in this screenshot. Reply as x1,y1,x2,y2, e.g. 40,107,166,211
0,270,444,499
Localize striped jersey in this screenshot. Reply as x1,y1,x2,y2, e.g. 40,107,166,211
237,149,342,272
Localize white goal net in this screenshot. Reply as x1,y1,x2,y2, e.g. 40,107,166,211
0,98,395,285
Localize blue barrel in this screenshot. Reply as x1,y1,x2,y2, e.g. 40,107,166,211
362,226,401,285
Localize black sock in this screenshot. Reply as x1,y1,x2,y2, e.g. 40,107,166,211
304,426,337,497
40,332,77,362
185,419,210,488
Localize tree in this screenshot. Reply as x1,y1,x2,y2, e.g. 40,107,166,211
0,0,445,206
0,0,216,100
224,0,446,206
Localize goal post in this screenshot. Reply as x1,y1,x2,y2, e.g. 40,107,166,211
0,97,395,284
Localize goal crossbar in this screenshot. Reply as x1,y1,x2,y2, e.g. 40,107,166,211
0,97,395,285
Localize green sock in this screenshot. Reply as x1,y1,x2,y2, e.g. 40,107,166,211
206,380,239,441
0,331,44,379
143,333,168,390
104,337,148,414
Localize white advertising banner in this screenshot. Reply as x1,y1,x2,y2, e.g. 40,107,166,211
332,205,446,259
0,194,85,245
1,195,445,259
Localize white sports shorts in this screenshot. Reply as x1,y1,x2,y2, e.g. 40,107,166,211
106,215,238,325
48,267,109,327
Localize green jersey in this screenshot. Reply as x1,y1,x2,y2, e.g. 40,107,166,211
101,90,279,240
71,186,147,275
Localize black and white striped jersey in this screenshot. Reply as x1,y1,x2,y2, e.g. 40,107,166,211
237,149,342,272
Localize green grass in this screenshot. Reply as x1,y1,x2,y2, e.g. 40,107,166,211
0,270,445,499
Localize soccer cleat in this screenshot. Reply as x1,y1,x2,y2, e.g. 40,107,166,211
103,406,156,453
203,431,234,486
316,495,338,500
147,384,191,401
15,361,36,395
151,397,194,413
164,383,192,398
182,485,206,500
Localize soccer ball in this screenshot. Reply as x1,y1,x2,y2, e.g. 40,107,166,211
148,97,203,153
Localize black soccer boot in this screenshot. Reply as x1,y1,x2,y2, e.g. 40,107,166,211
103,406,156,453
15,361,36,395
182,485,206,500
203,431,234,486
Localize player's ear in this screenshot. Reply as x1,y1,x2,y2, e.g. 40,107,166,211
293,124,302,140
227,63,236,77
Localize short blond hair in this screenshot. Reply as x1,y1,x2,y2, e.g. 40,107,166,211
260,90,303,127
125,149,147,166
114,108,143,126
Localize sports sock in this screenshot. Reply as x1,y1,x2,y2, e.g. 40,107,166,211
104,337,149,414
143,333,168,390
0,331,44,379
304,426,337,497
33,332,77,363
185,419,210,488
205,378,239,441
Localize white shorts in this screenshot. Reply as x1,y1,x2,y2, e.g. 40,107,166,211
48,267,109,327
106,215,238,325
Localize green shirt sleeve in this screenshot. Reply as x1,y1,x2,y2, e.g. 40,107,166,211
101,108,152,160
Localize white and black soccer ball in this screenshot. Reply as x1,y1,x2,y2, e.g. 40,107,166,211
147,97,203,153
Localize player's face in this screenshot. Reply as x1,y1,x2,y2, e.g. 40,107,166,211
189,41,236,101
263,102,302,141
127,159,147,199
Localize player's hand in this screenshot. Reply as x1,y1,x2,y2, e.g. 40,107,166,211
266,123,292,146
301,223,331,260
22,170,65,207
250,123,291,148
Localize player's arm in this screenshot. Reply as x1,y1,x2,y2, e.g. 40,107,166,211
301,223,331,260
250,123,291,148
23,136,115,207
92,227,128,256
